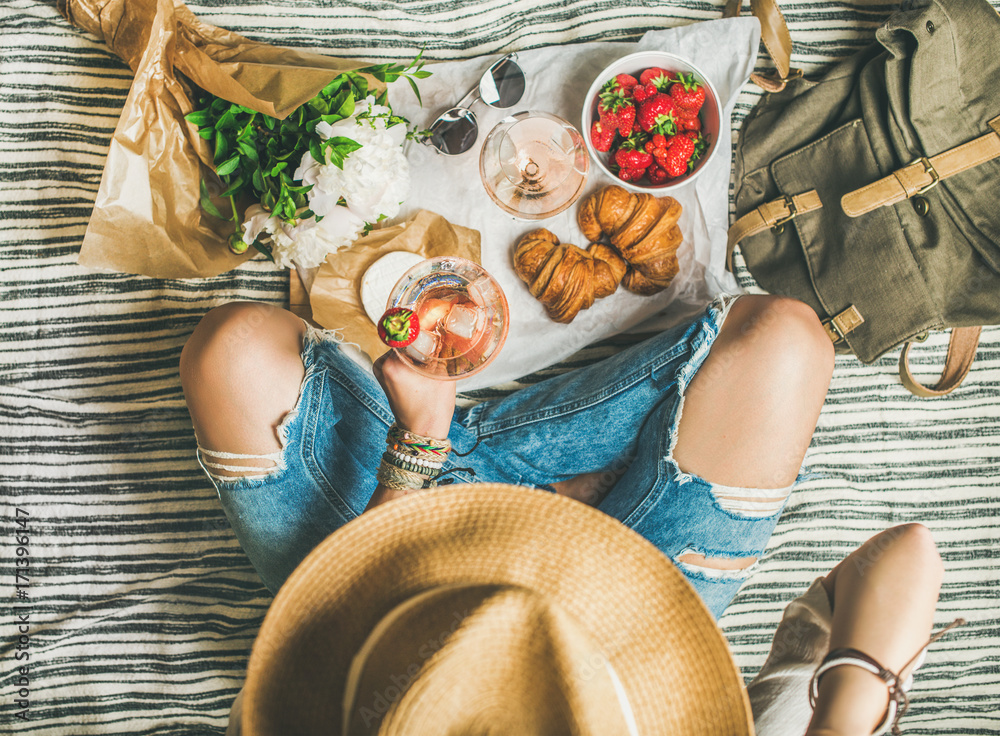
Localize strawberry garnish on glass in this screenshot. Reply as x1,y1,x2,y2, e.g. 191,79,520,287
378,307,420,348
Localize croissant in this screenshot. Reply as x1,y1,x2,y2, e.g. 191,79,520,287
577,185,682,296
513,229,627,323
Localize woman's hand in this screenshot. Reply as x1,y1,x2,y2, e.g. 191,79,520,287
372,350,455,440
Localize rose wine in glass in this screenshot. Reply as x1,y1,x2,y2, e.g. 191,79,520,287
386,257,509,380
479,111,589,220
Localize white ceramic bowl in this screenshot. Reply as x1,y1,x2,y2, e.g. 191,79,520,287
581,51,723,193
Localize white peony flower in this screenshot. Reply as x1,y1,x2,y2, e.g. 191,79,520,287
239,204,365,270
241,95,409,270
294,103,410,224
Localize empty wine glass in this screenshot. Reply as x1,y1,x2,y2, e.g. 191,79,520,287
479,110,589,220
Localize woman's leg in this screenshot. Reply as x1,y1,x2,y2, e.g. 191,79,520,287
180,301,393,592
457,294,833,615
807,524,943,736
746,524,943,736
669,295,834,571
181,301,305,475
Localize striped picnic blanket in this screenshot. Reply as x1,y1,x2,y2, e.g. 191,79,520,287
1,1,997,733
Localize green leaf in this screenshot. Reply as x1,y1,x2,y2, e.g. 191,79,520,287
238,139,259,163
215,156,241,177
214,129,230,163
406,76,422,106
221,175,245,198
217,107,238,130
334,91,355,119
269,161,288,177
198,128,214,140
307,97,331,115
185,109,211,126
199,180,227,219
252,167,265,192
309,137,324,165
253,240,275,262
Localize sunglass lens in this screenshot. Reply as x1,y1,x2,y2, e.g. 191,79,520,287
480,58,526,108
428,109,478,155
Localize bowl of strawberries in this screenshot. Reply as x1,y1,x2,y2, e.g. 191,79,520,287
582,51,722,192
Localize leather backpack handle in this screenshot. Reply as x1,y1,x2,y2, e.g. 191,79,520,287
724,0,796,90
899,326,982,397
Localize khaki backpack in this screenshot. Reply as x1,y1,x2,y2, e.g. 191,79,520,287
728,0,1000,396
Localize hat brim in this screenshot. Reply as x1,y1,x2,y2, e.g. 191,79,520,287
243,484,754,734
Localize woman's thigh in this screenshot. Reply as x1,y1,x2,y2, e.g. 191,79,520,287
196,326,394,593
455,297,806,617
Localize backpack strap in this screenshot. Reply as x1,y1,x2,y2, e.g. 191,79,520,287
723,0,799,90
898,326,982,397
726,190,822,271
842,116,1000,217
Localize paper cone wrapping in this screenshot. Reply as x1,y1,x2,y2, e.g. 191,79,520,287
59,0,374,279
308,210,481,361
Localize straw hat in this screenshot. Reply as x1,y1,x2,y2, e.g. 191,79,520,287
242,484,754,735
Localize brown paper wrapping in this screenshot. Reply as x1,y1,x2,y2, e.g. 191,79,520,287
59,0,375,279
308,210,481,360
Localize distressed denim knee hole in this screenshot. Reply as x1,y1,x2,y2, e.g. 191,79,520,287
674,549,759,581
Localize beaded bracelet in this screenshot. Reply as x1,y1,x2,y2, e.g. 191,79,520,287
376,458,438,491
382,452,442,478
387,448,444,471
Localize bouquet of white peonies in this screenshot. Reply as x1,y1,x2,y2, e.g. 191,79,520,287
187,55,429,269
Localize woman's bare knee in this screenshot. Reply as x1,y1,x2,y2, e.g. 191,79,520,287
675,296,834,488
181,302,306,457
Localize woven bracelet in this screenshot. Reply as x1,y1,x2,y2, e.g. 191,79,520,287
387,424,451,459
376,459,437,491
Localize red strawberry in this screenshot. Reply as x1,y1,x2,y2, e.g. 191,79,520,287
614,103,636,137
632,83,659,103
597,100,619,128
615,148,653,170
590,120,615,152
612,73,638,95
652,133,667,149
677,115,702,133
647,165,669,185
670,73,706,115
639,67,675,91
378,307,420,348
637,93,678,134
617,167,646,182
639,67,667,85
662,135,695,178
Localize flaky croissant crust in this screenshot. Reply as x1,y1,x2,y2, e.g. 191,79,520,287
577,185,682,296
513,229,627,323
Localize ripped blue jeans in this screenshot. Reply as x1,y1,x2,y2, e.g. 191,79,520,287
197,297,793,618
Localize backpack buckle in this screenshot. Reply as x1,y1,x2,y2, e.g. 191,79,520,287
914,157,940,195
771,195,798,233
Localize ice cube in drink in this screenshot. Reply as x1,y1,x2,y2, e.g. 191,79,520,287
444,303,483,340
405,330,439,364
